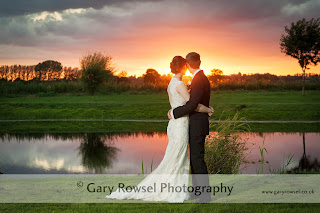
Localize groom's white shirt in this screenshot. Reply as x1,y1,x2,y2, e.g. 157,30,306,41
191,68,201,80
170,68,201,120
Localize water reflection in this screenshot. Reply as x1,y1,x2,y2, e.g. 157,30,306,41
0,132,167,174
0,132,319,174
238,132,320,173
288,133,320,173
78,133,119,173
0,132,159,142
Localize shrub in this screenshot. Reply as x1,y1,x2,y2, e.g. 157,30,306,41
80,52,114,95
205,112,250,174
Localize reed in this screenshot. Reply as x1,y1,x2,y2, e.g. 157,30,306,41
204,112,250,174
256,137,294,174
256,137,268,174
140,158,154,175
268,153,294,174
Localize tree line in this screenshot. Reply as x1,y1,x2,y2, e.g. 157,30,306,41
0,17,319,95
0,64,79,81
1,63,319,84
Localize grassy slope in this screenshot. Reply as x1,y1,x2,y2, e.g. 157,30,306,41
1,91,319,121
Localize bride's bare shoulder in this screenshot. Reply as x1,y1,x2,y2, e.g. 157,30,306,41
175,81,187,91
175,81,188,97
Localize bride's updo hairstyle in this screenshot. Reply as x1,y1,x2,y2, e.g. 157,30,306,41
170,56,186,74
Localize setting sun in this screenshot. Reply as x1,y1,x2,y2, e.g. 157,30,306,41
1,1,320,77
1,1,320,209
185,70,192,77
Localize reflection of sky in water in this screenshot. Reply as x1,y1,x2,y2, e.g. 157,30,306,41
239,132,320,173
0,136,85,174
0,132,319,174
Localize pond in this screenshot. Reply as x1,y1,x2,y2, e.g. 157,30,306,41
0,132,319,174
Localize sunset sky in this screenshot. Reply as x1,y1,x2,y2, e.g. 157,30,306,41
0,0,320,76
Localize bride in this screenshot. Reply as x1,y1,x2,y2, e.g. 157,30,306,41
106,56,213,203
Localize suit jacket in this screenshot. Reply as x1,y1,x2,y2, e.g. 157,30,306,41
173,70,211,136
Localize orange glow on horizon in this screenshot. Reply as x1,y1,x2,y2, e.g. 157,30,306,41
1,43,320,78
1,1,320,79
2,57,320,78
185,70,192,77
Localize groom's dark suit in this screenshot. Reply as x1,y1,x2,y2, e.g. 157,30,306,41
172,70,211,202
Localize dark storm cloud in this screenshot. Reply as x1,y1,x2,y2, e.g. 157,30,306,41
0,0,162,17
1,0,320,47
185,0,319,21
0,0,320,63
291,0,311,4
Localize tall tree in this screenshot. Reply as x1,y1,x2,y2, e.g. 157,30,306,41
80,52,114,95
143,68,161,84
35,60,62,81
280,18,320,95
208,68,223,85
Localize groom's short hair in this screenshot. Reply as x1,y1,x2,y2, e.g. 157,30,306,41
186,52,201,69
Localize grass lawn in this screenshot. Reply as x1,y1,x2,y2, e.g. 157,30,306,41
0,90,319,121
1,90,320,133
1,175,320,212
0,203,319,212
1,91,320,211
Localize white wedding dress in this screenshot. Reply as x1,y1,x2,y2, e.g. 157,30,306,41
106,77,190,203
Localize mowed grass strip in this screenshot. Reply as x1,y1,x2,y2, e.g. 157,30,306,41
1,203,320,213
0,91,319,121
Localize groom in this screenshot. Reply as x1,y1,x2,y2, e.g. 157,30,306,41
168,52,212,202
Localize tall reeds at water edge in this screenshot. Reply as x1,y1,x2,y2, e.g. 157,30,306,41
256,136,294,174
204,112,250,174
204,113,296,175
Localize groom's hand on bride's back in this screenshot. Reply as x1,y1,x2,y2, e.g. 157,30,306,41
168,109,173,119
208,106,214,117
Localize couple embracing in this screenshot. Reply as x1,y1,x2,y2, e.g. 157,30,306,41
106,52,214,203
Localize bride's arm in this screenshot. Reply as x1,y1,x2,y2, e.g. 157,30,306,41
176,82,213,114
167,86,172,105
